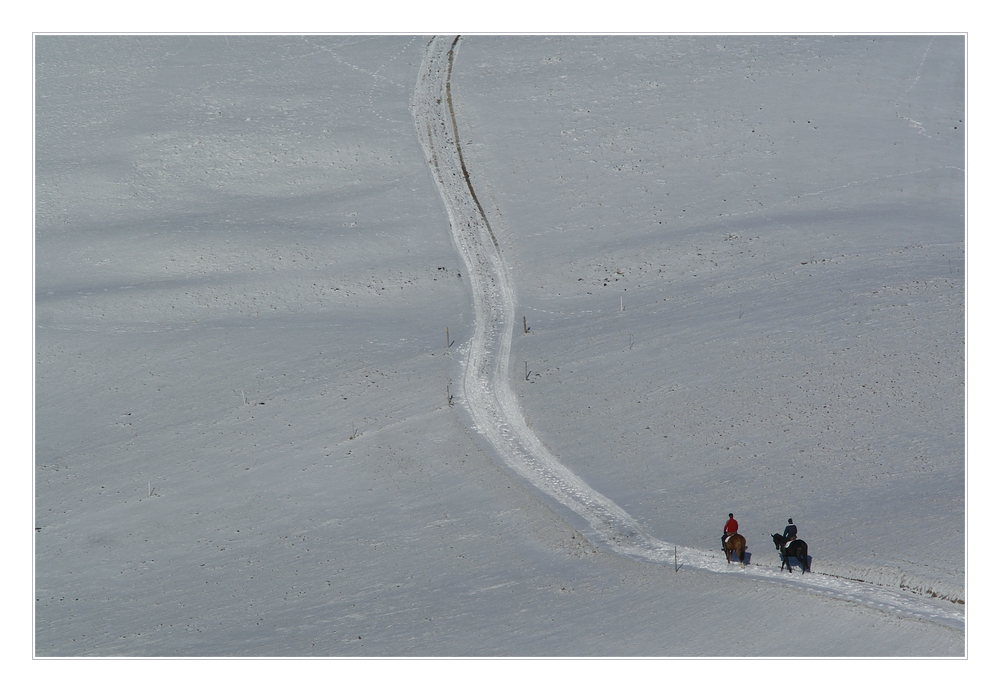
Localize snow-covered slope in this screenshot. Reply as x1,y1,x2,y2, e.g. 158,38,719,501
451,34,964,600
415,34,963,622
35,35,964,656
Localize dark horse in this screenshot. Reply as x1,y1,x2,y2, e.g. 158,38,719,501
724,533,746,568
771,533,809,573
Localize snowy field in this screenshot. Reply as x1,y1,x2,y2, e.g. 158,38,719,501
35,34,965,661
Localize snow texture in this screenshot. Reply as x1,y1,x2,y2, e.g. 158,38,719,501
35,35,965,656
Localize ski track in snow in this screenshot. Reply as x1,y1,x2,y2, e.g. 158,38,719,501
411,35,964,632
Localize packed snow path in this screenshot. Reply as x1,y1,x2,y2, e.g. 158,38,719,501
413,36,668,561
411,35,964,631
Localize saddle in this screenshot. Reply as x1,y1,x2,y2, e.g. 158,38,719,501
779,535,800,551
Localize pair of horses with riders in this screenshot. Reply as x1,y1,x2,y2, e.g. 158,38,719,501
721,515,810,573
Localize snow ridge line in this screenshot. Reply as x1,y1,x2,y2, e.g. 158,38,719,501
442,40,501,254
411,36,964,631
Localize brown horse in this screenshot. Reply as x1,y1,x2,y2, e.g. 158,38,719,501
724,533,746,568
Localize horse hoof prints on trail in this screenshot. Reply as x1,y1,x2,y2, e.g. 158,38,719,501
771,533,810,574
723,533,746,568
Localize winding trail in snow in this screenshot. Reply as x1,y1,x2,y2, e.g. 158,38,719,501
411,35,964,632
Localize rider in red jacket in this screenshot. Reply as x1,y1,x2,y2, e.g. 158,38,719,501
722,513,738,549
724,514,739,534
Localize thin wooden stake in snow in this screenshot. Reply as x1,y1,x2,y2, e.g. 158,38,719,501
525,361,529,381
523,316,528,334
621,296,624,312
446,327,450,350
675,545,678,572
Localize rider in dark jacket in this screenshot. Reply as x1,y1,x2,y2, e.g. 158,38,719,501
783,519,797,541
